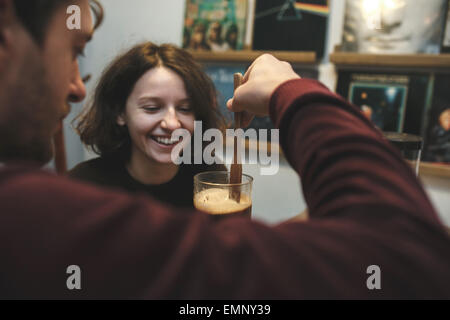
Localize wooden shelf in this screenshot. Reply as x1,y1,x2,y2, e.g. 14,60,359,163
188,50,316,64
330,52,450,68
419,162,450,178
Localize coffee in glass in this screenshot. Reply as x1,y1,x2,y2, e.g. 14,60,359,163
193,171,253,220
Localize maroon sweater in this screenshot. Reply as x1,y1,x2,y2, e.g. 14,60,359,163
0,79,449,299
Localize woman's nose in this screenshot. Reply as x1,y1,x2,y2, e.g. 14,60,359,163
161,108,181,130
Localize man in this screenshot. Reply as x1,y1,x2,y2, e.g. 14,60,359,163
0,0,449,299
0,0,102,165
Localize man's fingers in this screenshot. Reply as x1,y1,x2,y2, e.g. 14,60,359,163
226,98,234,111
227,87,254,127
227,85,245,112
242,63,254,84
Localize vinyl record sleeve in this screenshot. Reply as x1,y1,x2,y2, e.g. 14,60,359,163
341,0,447,54
422,74,450,163
336,71,433,135
252,0,329,58
440,1,450,53
182,0,248,51
204,63,318,134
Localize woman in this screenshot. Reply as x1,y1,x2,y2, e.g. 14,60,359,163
69,42,226,208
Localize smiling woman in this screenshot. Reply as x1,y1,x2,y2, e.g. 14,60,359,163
69,42,227,208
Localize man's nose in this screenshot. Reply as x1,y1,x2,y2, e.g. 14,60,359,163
68,63,87,103
161,108,181,130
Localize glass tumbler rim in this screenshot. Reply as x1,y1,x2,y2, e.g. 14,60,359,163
194,171,253,187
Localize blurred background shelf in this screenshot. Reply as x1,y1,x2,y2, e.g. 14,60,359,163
419,162,450,178
330,52,450,68
189,50,317,64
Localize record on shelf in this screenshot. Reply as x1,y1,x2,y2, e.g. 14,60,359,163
183,0,248,52
341,0,447,54
422,74,450,163
440,1,450,53
252,0,329,58
336,71,433,135
204,63,318,135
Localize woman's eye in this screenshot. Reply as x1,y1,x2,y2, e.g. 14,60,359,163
143,106,160,112
178,106,192,113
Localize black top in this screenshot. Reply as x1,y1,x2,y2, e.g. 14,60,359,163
68,157,226,208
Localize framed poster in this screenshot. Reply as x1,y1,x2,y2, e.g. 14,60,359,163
341,0,447,54
252,0,329,58
183,0,248,51
422,74,450,163
204,64,247,124
336,71,433,135
349,80,408,132
441,1,450,53
204,63,318,135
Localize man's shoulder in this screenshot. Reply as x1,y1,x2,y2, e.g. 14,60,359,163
0,163,49,181
0,163,132,207
0,164,90,196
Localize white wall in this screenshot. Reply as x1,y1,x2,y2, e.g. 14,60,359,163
82,0,186,84
69,0,449,225
421,175,450,226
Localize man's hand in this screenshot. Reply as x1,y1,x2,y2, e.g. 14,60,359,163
227,54,300,127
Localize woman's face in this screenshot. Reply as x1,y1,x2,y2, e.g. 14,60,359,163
118,66,195,164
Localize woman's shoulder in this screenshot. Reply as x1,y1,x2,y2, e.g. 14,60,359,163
68,157,121,182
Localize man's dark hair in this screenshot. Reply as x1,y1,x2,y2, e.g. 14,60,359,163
12,0,103,45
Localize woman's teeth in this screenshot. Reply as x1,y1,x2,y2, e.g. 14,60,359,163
152,136,178,146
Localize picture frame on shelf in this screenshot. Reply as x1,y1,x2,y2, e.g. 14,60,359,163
441,0,450,53
348,79,408,132
252,0,329,59
336,71,433,136
422,74,450,164
182,0,248,52
203,62,318,137
341,0,448,54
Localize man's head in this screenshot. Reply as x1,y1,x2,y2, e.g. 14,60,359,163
0,0,101,164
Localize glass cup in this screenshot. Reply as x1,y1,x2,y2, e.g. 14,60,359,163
194,171,253,220
383,132,423,175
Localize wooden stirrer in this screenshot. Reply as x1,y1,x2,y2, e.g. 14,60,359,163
230,73,243,202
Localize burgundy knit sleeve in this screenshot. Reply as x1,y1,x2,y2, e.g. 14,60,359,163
1,78,449,299
269,79,442,226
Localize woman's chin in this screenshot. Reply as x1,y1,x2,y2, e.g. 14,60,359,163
146,153,176,165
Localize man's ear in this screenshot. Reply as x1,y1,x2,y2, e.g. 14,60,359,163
117,114,126,126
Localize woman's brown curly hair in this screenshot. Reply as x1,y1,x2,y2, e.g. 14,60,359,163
74,42,226,160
